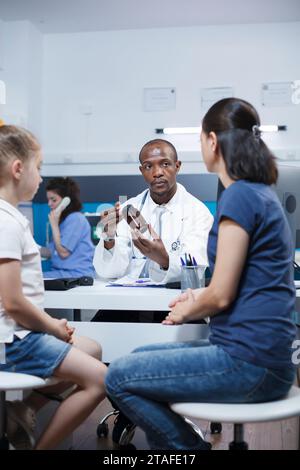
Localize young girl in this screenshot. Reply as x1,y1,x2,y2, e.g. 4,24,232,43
105,98,296,450
0,125,107,450
41,177,95,279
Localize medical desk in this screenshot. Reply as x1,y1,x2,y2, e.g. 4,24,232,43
44,281,300,363
44,280,209,362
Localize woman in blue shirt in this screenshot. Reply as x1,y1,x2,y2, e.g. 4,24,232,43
105,98,297,450
42,177,95,278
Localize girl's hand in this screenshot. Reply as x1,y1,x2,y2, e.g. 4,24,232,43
50,318,73,343
66,324,75,344
162,289,196,325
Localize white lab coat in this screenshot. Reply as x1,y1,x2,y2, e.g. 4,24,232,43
93,183,214,283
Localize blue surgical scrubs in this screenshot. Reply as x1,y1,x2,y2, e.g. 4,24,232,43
43,212,95,278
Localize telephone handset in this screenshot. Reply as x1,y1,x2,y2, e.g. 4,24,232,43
53,196,71,215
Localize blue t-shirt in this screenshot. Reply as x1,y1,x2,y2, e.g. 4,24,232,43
207,180,296,370
47,212,95,277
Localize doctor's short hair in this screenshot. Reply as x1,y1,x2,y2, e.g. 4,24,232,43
139,139,178,163
0,125,40,180
202,98,278,185
46,177,82,223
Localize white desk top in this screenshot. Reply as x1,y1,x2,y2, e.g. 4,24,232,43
44,280,181,311
44,280,300,311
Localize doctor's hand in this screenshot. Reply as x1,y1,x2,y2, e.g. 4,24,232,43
99,202,123,241
132,224,169,269
162,289,196,325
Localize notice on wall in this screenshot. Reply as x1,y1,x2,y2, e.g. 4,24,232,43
143,87,176,112
0,79,5,104
200,87,234,111
0,19,4,71
261,82,294,107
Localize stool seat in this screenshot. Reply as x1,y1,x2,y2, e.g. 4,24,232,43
0,371,46,391
0,371,59,391
43,377,60,387
171,386,300,423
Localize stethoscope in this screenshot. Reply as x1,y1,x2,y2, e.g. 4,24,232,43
131,190,182,258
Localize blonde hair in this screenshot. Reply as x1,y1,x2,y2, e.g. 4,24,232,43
0,125,40,176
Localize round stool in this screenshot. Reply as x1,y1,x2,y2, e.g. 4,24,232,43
0,371,59,449
171,386,300,450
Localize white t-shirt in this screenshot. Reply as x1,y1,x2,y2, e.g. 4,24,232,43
0,199,44,343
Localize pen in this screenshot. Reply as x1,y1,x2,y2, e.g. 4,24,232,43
180,257,186,266
192,256,197,266
184,253,188,265
188,254,193,266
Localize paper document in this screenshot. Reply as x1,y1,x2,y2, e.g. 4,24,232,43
107,275,165,287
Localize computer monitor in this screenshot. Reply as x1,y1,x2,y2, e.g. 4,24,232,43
273,164,300,253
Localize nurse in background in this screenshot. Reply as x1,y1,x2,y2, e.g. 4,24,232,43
41,177,95,278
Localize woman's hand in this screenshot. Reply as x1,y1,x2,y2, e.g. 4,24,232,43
162,289,197,325
47,212,70,259
168,291,188,309
48,210,60,228
168,287,203,309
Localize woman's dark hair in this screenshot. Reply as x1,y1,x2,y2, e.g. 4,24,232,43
202,98,278,185
46,177,82,223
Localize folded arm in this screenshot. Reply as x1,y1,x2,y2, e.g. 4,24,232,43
0,259,72,341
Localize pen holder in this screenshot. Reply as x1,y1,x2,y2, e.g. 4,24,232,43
180,265,206,292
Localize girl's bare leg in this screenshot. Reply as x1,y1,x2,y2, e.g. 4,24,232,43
35,347,107,450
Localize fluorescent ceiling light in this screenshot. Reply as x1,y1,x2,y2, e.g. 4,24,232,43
155,125,287,135
156,127,200,135
259,125,287,132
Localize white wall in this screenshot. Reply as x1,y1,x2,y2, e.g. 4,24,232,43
41,22,300,175
0,20,43,137
1,20,300,175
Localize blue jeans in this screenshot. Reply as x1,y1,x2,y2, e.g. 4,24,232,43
105,340,295,450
